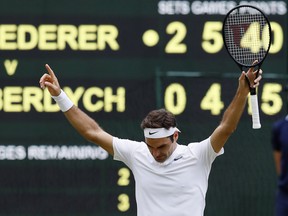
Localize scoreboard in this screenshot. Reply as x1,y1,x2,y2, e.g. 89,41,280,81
0,0,287,215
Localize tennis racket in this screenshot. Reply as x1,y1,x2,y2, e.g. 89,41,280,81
222,5,271,129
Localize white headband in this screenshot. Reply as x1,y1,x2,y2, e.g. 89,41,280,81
144,127,180,138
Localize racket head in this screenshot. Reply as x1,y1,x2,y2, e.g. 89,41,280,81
222,5,272,70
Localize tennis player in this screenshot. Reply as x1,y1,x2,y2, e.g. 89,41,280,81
39,64,262,216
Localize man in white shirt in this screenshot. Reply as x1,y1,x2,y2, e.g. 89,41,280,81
39,63,262,216
114,135,222,216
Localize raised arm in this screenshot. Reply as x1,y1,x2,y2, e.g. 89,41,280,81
39,64,114,155
210,66,262,153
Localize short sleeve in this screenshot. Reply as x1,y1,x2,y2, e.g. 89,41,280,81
188,137,224,165
113,137,142,168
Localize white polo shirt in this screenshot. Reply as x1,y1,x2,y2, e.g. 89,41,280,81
113,137,223,216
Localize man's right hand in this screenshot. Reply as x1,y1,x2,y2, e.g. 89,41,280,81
39,64,61,96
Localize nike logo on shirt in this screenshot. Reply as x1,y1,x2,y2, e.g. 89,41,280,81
174,155,183,161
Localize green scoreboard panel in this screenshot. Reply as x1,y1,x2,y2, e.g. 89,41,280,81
0,0,287,215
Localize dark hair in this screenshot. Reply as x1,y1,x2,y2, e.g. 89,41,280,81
168,134,174,143
140,108,177,130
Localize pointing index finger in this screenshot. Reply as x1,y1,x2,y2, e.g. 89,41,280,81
45,64,56,78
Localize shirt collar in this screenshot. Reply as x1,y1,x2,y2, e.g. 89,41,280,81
148,144,182,167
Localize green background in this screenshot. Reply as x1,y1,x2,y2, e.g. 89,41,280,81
0,0,287,215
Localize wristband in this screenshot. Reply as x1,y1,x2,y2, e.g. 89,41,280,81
51,89,73,112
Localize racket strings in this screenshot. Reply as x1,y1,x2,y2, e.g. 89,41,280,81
224,8,270,66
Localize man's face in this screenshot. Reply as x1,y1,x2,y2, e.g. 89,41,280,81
145,133,178,163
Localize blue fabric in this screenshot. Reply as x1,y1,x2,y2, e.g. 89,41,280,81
272,117,288,191
275,190,288,216
272,117,288,216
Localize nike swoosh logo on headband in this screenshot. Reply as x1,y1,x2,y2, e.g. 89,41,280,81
149,131,158,135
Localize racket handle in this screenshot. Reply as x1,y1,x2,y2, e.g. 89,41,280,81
250,94,261,129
